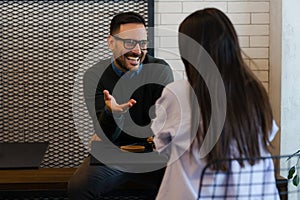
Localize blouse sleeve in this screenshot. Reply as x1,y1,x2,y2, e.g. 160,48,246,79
151,84,182,156
269,120,279,142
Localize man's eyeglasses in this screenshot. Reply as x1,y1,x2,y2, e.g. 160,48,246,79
113,35,148,50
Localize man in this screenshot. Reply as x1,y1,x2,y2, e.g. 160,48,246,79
68,12,174,199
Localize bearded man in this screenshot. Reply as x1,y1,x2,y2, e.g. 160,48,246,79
68,12,174,200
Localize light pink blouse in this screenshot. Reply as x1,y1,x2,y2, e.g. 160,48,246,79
151,80,279,200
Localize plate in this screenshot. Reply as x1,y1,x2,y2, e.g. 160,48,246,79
120,145,145,153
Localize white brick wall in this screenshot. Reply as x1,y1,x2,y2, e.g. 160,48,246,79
154,0,270,91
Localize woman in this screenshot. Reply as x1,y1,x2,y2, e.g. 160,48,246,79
151,8,279,200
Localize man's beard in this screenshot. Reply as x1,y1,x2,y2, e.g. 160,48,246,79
115,51,144,72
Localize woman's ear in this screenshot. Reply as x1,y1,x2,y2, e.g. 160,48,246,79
107,35,114,50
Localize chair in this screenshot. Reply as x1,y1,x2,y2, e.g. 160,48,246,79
94,171,161,200
198,154,300,200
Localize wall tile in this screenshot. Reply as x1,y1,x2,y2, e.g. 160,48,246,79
239,36,250,47
250,59,269,70
182,2,227,13
251,13,269,24
235,25,269,35
250,36,269,47
156,2,182,13
166,59,184,70
253,70,269,82
155,0,271,84
160,36,178,48
228,13,251,24
228,2,269,13
243,47,269,59
161,13,188,24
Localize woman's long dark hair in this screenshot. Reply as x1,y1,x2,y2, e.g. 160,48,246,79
179,8,273,170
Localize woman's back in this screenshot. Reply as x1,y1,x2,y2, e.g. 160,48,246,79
152,80,279,200
152,8,279,200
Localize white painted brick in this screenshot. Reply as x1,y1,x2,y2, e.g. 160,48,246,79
156,2,182,13
250,36,269,47
243,58,250,67
182,2,227,13
253,70,269,82
161,13,188,25
228,2,269,13
154,14,161,25
173,70,185,80
235,25,269,36
204,0,270,1
262,82,269,93
156,48,180,59
160,36,178,48
249,59,269,70
205,0,269,1
155,0,189,2
155,25,179,37
183,71,187,80
251,13,269,24
154,36,160,48
166,59,184,70
227,13,250,24
154,0,271,85
239,36,249,47
242,48,269,59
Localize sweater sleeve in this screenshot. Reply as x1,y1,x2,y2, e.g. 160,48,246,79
83,60,123,143
95,74,124,143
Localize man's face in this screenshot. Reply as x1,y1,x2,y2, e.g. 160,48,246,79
108,23,147,72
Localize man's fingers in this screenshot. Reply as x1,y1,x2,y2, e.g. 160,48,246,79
118,99,137,112
103,90,109,95
128,99,137,107
103,90,136,113
103,90,111,100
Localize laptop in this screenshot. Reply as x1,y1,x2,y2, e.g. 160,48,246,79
0,142,49,169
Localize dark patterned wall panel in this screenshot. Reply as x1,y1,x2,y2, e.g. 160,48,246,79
0,0,152,167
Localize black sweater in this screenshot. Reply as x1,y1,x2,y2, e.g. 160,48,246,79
84,55,174,146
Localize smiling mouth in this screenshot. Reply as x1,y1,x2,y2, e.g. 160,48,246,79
126,56,140,61
124,52,142,65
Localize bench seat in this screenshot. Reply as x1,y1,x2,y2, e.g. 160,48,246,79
0,168,76,199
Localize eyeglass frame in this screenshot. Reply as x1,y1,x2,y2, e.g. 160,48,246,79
112,35,148,50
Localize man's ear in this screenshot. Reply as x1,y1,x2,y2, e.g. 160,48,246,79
107,35,114,50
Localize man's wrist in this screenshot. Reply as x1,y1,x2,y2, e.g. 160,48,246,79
104,106,123,119
104,106,112,116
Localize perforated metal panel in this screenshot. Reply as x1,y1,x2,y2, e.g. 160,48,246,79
0,0,152,167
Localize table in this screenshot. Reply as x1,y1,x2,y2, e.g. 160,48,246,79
0,168,76,199
90,141,168,173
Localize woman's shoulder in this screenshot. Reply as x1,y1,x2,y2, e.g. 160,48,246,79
160,79,189,96
160,80,190,104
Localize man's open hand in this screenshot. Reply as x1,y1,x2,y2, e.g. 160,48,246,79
103,90,137,114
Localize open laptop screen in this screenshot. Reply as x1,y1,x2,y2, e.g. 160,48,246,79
0,142,49,169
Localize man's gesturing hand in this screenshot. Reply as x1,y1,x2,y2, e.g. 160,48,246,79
103,90,137,114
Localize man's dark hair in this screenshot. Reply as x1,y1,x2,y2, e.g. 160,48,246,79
110,12,146,35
